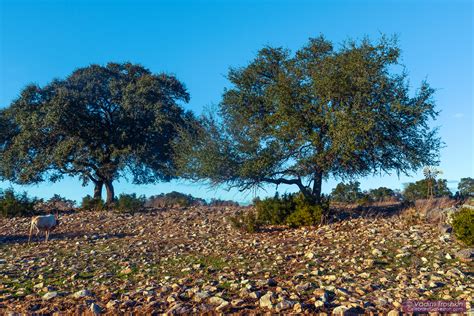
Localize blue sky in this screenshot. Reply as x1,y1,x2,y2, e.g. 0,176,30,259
0,0,472,204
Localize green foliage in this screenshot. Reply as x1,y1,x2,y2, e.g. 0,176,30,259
0,188,37,217
146,191,206,208
177,35,440,203
286,194,327,228
42,194,75,210
115,193,146,213
254,193,295,225
232,192,327,231
367,187,397,202
331,181,363,203
81,195,105,211
208,198,239,207
458,177,474,198
403,179,452,202
0,62,196,204
451,208,474,246
229,210,262,233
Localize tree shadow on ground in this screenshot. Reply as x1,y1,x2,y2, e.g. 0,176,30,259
0,231,133,245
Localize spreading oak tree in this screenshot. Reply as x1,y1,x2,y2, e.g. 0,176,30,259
0,63,194,204
178,36,441,204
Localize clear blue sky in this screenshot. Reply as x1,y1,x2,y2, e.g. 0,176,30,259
0,0,472,204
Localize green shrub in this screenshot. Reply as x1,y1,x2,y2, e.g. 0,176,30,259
452,207,474,246
286,194,328,228
235,192,330,230
115,193,146,213
81,195,105,211
229,210,262,233
0,188,38,217
254,193,295,225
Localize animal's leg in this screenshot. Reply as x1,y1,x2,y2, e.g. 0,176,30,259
45,230,49,242
35,227,40,242
28,222,34,244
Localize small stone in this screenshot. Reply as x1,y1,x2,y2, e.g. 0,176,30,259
249,291,262,299
295,282,312,292
209,296,227,306
325,274,337,281
120,267,132,275
294,302,303,312
372,249,383,256
305,252,316,259
216,301,230,311
259,292,274,308
42,291,58,300
275,300,294,312
314,300,324,308
333,305,348,315
231,299,244,306
106,300,119,309
73,289,92,298
90,303,102,314
445,253,452,260
193,291,210,302
438,224,452,234
267,278,278,287
387,310,399,316
321,290,335,303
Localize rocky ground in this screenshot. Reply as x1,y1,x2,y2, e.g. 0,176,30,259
0,206,472,315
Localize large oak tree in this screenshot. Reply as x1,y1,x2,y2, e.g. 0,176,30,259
0,62,194,204
178,36,441,204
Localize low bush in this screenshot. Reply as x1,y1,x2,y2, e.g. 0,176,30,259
115,193,146,213
452,207,474,246
0,188,38,217
230,192,329,232
81,195,105,211
254,193,295,225
286,194,328,228
229,210,262,233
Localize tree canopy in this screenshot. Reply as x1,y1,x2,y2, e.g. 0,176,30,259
403,179,451,201
330,181,363,203
0,62,194,204
458,177,474,198
177,36,441,203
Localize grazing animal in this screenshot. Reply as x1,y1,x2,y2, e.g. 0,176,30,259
28,212,60,243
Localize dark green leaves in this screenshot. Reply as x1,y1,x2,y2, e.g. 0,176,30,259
178,35,441,200
0,62,194,196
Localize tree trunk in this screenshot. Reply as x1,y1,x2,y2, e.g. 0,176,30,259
312,172,323,204
93,180,103,200
104,181,115,205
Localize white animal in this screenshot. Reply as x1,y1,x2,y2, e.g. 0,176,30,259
28,213,60,243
